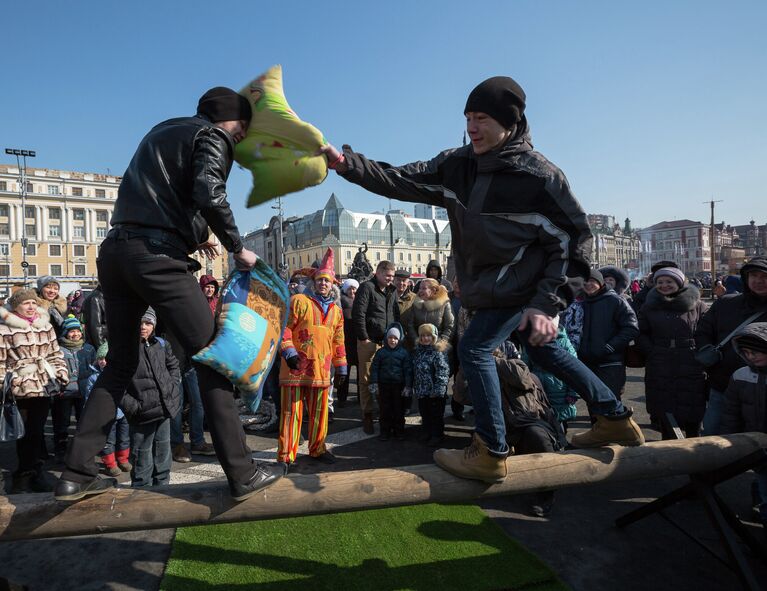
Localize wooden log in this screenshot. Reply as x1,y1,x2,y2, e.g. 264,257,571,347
1,433,765,541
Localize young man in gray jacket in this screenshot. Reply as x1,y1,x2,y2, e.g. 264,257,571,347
321,76,643,483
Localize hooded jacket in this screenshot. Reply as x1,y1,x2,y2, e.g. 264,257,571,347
112,116,244,255
199,274,220,316
0,306,68,398
370,323,413,386
637,286,708,423
720,322,767,435
695,257,767,392
599,266,630,295
120,335,181,424
425,260,443,282
578,286,639,365
340,123,592,315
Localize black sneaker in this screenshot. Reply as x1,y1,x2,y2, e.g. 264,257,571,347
310,451,337,464
54,476,118,501
229,463,284,501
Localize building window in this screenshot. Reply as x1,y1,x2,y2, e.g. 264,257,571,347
96,210,108,222
408,253,412,261
0,244,9,256
25,224,36,238
0,264,9,276
399,253,404,261
47,185,60,195
72,187,83,197
49,225,61,238
24,206,35,219
26,264,36,276
0,205,8,217
0,224,8,236
95,189,106,198
49,244,62,257
73,209,85,221
96,227,107,238
73,245,85,257
50,264,63,276
74,264,86,276
73,226,85,238
27,244,36,256
346,250,352,260
417,253,422,261
25,182,33,193
0,181,7,191
375,251,381,261
49,208,61,220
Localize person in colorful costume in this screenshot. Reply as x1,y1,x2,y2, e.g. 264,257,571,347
278,248,347,468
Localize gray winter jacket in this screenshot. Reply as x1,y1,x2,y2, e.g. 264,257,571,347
721,322,767,434
340,122,592,315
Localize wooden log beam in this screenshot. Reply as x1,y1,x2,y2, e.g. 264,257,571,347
1,433,765,541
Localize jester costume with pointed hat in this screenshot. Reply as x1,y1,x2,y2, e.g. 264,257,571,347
278,248,347,463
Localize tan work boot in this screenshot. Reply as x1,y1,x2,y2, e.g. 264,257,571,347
570,410,645,448
433,433,508,484
362,413,374,435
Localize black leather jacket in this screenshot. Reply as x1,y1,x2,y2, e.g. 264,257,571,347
83,287,107,347
112,116,243,254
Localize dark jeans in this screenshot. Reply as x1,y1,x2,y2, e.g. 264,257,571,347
378,382,405,435
15,397,50,473
52,396,84,452
62,233,255,486
587,363,626,401
418,397,446,438
459,307,624,455
103,416,130,455
130,418,171,487
171,368,205,446
514,425,557,455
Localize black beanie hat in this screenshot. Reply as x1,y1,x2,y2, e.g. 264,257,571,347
589,269,604,285
464,76,526,129
650,260,679,275
736,335,767,354
197,87,252,123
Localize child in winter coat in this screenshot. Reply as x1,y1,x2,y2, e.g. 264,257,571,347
53,315,96,461
720,322,767,528
369,323,413,441
120,308,181,488
0,289,68,493
83,342,131,477
412,323,450,446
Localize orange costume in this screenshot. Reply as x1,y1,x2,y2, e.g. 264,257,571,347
278,248,347,464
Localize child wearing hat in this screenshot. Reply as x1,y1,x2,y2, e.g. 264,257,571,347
721,322,767,527
369,323,413,441
82,342,132,476
412,323,450,446
52,315,97,461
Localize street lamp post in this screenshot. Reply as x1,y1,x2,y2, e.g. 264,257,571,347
271,196,287,278
5,148,36,285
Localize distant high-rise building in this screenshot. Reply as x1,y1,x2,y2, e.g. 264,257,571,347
414,203,448,221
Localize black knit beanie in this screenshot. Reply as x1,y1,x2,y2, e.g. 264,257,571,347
464,76,526,129
736,335,767,354
589,269,604,285
197,87,252,123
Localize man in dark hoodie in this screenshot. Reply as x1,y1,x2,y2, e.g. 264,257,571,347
320,75,643,483
696,256,767,435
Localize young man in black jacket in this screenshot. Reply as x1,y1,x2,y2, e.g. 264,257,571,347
321,76,644,483
56,87,283,501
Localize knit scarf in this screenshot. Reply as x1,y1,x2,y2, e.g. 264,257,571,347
59,337,84,350
13,312,38,325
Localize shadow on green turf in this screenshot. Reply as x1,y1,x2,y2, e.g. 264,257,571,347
161,503,567,591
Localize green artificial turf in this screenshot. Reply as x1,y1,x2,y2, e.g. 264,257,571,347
161,503,568,591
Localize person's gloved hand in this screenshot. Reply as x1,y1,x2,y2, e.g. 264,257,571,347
333,373,347,388
402,386,412,397
368,383,378,396
286,355,301,371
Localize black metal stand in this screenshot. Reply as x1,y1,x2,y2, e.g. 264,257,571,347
617,415,767,590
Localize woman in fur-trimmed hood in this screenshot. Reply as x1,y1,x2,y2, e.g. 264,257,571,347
406,278,454,350
636,268,708,437
1,288,69,493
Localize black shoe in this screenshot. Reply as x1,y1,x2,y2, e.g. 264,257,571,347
54,476,118,501
310,451,337,464
230,463,284,502
530,491,555,518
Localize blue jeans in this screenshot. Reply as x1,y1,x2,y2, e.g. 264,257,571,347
171,368,205,446
130,418,171,487
702,387,725,436
458,307,624,455
102,416,130,455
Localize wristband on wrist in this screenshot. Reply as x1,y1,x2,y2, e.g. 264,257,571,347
327,153,345,170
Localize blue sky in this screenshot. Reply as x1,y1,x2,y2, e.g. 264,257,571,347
2,1,765,232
